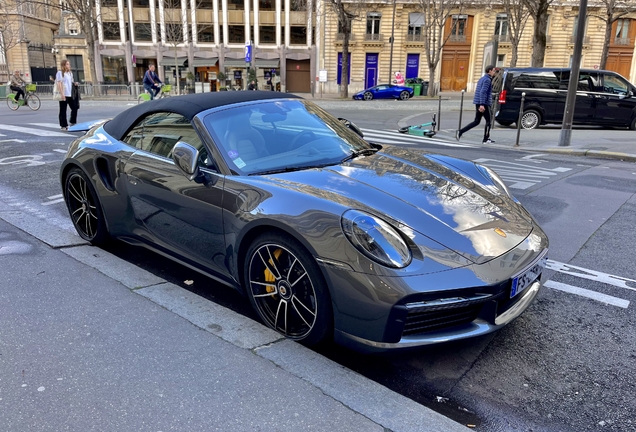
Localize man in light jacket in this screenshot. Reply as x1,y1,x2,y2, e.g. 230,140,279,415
457,65,497,144
10,71,26,103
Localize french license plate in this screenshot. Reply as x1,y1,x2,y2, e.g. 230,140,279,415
510,257,547,299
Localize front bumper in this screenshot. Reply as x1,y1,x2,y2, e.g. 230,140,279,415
322,232,549,352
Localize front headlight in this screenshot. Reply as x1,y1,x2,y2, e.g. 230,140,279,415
476,164,512,198
341,210,412,268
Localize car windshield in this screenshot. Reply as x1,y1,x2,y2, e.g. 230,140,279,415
202,99,372,175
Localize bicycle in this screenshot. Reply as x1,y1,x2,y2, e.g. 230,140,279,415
7,83,41,111
137,84,171,104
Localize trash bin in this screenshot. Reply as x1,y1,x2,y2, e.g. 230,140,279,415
413,83,422,96
421,81,429,96
0,85,6,98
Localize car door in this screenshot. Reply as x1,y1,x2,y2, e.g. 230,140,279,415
555,71,599,125
373,85,389,99
594,73,636,127
121,112,230,277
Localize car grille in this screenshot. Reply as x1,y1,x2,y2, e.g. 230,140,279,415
403,304,481,336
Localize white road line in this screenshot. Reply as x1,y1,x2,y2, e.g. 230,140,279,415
544,281,630,308
361,129,472,148
519,154,549,160
29,123,65,129
42,198,65,206
0,139,26,143
0,125,70,137
53,149,67,154
47,194,63,200
547,260,636,292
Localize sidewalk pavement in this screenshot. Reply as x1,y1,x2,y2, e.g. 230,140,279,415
0,205,471,430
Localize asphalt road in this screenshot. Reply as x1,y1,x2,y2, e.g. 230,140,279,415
1,99,635,431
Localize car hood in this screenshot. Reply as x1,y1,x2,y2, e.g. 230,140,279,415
263,146,534,264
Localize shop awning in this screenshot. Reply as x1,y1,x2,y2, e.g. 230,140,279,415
224,59,250,67
255,59,280,68
159,57,187,66
192,57,219,67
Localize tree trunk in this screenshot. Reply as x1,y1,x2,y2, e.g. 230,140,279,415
339,11,350,99
530,2,549,67
510,40,519,67
174,46,180,95
599,14,613,70
428,65,436,97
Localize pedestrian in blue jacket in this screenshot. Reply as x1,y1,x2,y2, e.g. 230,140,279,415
457,65,497,144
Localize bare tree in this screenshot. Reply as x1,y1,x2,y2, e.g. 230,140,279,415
499,0,530,67
418,0,465,96
162,0,187,94
329,0,359,98
0,0,25,81
591,0,636,69
522,0,552,67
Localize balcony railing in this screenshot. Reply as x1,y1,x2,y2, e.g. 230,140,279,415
448,35,466,43
614,37,632,45
495,34,511,43
364,33,383,41
406,33,425,42
570,35,590,44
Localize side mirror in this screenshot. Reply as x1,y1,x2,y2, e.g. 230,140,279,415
172,141,200,181
338,118,364,138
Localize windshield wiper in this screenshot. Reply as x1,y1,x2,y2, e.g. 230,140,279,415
250,166,311,176
340,147,379,163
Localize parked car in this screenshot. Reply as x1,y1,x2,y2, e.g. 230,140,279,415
61,92,548,352
495,67,636,129
352,84,414,100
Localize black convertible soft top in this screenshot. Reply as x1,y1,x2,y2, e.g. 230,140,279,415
103,91,301,141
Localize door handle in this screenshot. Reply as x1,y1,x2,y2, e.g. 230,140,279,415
128,175,140,185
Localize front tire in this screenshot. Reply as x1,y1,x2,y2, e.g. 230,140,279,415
244,232,333,346
399,91,410,100
363,91,373,101
521,109,541,129
27,94,41,110
63,167,110,245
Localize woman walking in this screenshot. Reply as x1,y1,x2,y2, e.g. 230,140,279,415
56,59,78,130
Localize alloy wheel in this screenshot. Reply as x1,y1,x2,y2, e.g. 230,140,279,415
248,244,318,339
363,92,373,100
521,111,540,129
66,172,99,240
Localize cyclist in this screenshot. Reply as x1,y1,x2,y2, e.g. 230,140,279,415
10,71,26,103
143,64,162,100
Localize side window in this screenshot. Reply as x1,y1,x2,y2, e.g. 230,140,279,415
141,113,206,161
122,120,145,149
559,71,600,91
602,74,629,95
515,72,560,89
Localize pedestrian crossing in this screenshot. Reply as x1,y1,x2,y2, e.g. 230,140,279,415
361,127,475,148
0,123,71,137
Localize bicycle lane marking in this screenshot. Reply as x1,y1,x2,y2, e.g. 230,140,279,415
0,124,71,137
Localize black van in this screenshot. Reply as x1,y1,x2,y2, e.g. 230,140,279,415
494,67,636,130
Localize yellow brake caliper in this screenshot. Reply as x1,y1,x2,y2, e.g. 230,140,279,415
264,248,283,293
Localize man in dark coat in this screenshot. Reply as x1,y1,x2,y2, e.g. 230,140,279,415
457,65,497,144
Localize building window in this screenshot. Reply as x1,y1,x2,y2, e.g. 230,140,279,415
451,15,467,36
198,28,214,43
260,26,276,44
259,0,274,11
102,22,121,41
495,14,508,40
290,26,306,45
164,23,184,43
228,0,244,10
615,19,631,44
290,0,306,12
199,0,213,8
496,54,505,67
408,13,424,41
101,0,118,6
228,25,245,43
133,0,149,5
135,23,153,41
366,12,381,35
68,19,80,35
67,55,85,82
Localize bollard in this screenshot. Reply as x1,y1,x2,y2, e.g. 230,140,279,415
437,95,442,131
515,92,526,147
458,90,465,133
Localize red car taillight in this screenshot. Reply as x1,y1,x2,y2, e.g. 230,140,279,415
498,89,507,104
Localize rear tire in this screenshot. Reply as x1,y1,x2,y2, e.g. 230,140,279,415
496,120,513,127
244,232,333,347
63,167,110,245
27,94,41,110
521,110,541,130
399,91,410,100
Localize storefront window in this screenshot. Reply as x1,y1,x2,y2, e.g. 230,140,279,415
101,56,126,83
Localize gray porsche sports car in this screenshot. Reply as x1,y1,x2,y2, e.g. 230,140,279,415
61,92,549,352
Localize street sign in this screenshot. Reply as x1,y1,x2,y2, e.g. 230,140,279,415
319,69,328,82
245,41,252,63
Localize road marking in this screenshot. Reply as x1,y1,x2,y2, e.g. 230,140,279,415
47,194,63,200
53,149,67,154
474,158,572,190
547,260,636,292
0,125,70,137
0,155,45,167
42,194,64,206
29,123,66,129
544,281,630,308
520,154,548,160
0,139,26,143
361,128,473,148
